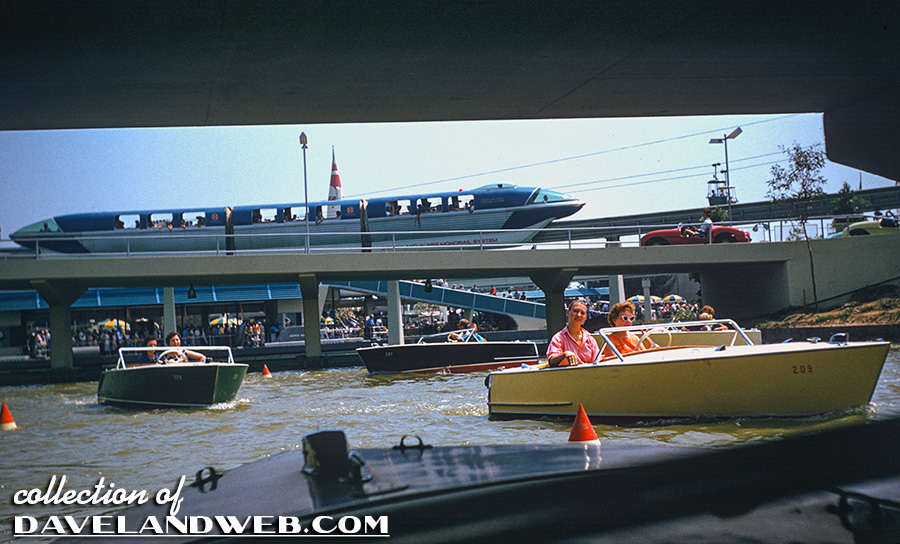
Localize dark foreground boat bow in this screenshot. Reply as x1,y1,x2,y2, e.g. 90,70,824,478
51,418,900,543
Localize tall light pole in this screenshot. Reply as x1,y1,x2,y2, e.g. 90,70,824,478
299,132,309,253
709,127,742,222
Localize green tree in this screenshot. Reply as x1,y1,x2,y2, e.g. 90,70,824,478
709,206,728,223
830,181,871,234
767,143,827,226
831,181,870,215
767,143,827,309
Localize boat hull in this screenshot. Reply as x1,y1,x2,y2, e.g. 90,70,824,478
357,341,539,373
487,341,890,419
97,363,248,409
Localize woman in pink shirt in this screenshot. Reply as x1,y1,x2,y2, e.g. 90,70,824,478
547,300,599,367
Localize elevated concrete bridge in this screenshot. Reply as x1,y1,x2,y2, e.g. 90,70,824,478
2,236,897,369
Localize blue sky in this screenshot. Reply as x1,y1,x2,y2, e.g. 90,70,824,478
1,114,894,240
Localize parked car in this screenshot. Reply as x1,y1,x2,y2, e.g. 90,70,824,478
840,211,899,237
640,225,751,246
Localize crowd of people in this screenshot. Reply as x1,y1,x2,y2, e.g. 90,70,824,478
24,284,718,363
25,320,271,358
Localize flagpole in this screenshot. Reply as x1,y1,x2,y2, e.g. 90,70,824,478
300,132,309,253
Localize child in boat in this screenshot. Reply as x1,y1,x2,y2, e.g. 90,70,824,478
700,305,729,331
465,321,486,342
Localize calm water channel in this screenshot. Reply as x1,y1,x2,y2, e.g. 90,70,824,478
2,348,899,541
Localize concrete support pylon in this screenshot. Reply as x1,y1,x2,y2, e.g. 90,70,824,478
30,280,86,370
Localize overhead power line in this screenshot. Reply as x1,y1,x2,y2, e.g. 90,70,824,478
564,159,784,194
551,152,784,194
345,115,803,198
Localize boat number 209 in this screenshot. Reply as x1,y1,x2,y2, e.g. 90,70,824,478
792,364,813,375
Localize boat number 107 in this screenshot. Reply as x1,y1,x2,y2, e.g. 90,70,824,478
792,364,813,374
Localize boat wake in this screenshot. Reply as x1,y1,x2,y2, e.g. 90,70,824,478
209,397,249,410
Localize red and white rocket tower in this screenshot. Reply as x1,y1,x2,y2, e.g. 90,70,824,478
328,147,342,217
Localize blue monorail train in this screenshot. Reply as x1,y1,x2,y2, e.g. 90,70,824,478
11,184,583,254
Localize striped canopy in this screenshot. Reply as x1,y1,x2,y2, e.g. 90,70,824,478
102,319,130,330
626,295,661,303
209,316,241,326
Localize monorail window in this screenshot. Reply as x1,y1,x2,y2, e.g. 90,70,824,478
149,213,174,230
253,208,277,223
528,189,573,204
115,214,140,229
17,220,61,234
324,203,343,220
418,198,440,213
180,211,205,228
284,206,306,222
449,194,474,212
394,199,413,215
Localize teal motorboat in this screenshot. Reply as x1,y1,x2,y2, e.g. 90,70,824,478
97,346,247,409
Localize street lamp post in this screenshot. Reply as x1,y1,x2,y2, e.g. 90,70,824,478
709,127,742,222
299,132,309,253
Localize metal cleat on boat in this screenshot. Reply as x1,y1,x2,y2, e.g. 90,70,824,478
829,333,849,344
302,429,350,478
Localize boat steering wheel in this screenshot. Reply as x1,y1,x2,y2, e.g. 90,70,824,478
636,327,665,350
157,349,188,364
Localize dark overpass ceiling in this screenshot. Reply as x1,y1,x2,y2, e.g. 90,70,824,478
2,1,898,180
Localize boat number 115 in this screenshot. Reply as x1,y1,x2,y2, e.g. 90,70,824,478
792,364,813,374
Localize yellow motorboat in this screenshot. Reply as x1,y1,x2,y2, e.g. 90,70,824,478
487,320,890,420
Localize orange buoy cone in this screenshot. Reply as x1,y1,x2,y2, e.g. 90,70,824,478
262,364,271,377
568,404,600,445
1,402,17,431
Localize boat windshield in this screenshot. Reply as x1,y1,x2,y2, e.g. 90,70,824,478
595,319,752,361
115,346,236,368
417,329,481,344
